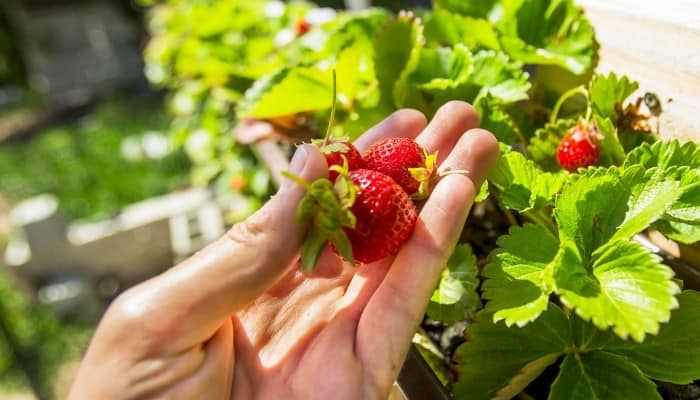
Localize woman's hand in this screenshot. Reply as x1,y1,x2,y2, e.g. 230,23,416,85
68,101,499,400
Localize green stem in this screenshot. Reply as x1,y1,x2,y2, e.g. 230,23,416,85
322,69,337,146
550,85,589,124
523,208,558,236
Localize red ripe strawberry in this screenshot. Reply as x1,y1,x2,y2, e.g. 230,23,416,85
294,19,311,36
320,142,364,181
284,167,417,270
340,169,418,264
363,137,437,199
556,121,602,172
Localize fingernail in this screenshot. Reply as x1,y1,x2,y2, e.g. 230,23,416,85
290,145,309,174
279,145,309,192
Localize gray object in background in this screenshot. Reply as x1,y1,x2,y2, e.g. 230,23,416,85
5,0,145,100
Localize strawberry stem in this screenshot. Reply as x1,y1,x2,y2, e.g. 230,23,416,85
550,85,589,124
322,69,338,148
281,170,312,191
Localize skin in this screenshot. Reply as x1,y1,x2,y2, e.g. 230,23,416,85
68,101,499,400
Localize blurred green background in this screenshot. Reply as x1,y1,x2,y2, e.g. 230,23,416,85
1,1,418,398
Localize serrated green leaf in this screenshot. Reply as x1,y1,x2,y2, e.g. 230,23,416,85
528,119,576,171
475,181,490,203
496,0,597,75
488,149,541,211
549,352,660,400
474,96,518,145
394,44,473,115
490,148,566,212
611,170,682,242
624,139,700,170
468,50,531,104
594,115,626,166
237,66,333,119
589,72,639,120
667,170,700,222
427,244,480,323
555,174,628,259
604,291,700,384
373,13,424,112
530,171,567,209
334,38,376,108
483,224,559,326
555,240,680,342
653,219,700,244
433,0,501,20
422,9,501,50
453,304,569,400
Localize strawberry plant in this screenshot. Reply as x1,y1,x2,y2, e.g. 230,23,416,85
140,0,700,398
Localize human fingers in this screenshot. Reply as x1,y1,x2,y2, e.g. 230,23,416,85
415,100,480,164
353,109,427,152
96,145,328,355
331,102,482,327
357,129,498,382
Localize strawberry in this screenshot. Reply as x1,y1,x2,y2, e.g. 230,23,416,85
363,137,437,200
317,141,364,181
294,19,311,36
284,165,417,269
556,120,602,172
340,169,418,264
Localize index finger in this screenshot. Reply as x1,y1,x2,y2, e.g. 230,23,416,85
358,129,499,378
353,109,427,152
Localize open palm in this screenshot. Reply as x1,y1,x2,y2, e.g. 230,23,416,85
69,102,498,400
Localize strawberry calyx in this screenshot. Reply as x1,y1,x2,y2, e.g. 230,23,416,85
408,148,438,201
311,137,352,155
282,158,358,271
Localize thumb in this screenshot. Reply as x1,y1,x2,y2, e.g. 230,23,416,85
110,145,328,352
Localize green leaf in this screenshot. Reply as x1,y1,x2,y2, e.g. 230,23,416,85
333,38,376,108
496,0,597,75
237,66,333,119
593,115,626,166
422,9,501,50
666,170,700,222
555,173,628,259
555,240,680,342
624,139,700,170
653,219,700,244
453,304,569,400
488,149,540,211
468,50,531,104
373,13,424,112
611,169,682,242
433,0,501,20
483,224,559,326
604,291,700,384
474,96,518,145
489,148,565,212
395,44,473,109
528,119,576,171
475,180,490,202
549,352,660,400
427,244,481,323
589,72,639,120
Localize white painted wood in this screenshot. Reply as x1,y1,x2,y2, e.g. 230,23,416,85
578,0,700,142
